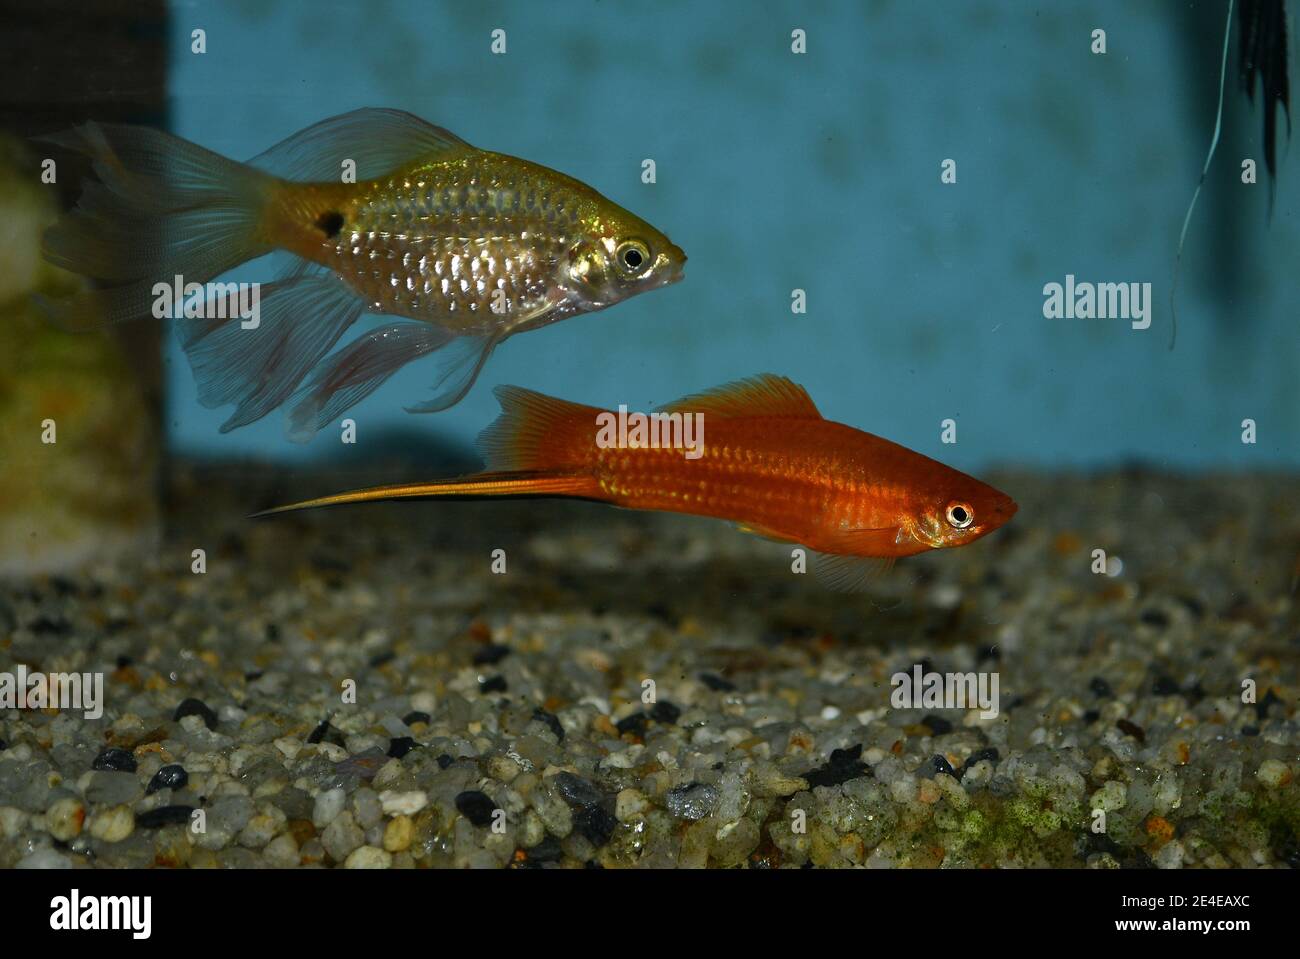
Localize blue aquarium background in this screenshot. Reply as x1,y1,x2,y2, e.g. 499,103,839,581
164,0,1298,470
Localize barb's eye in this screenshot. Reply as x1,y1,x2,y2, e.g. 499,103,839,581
946,503,974,529
616,240,650,274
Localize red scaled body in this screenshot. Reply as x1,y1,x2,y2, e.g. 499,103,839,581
261,374,1017,562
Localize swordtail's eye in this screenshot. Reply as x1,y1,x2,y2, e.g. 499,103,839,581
945,503,974,529
616,239,650,273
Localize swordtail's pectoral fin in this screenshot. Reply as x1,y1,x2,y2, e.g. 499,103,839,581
811,552,897,593
806,525,905,593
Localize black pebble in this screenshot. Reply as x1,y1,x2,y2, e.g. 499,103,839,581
264,623,280,642
403,711,432,727
1088,677,1113,698
29,616,70,635
1082,709,1101,725
1121,849,1156,869
472,644,511,666
958,747,1000,780
1116,718,1146,743
1140,608,1170,628
526,834,563,863
455,790,497,827
479,675,508,694
531,707,565,742
650,700,681,724
173,698,219,731
931,754,956,777
615,713,648,737
0,739,7,751
1241,725,1260,736
1278,837,1300,871
803,744,870,789
645,602,675,625
244,670,264,682
115,655,133,669
1087,830,1123,858
921,715,953,736
554,772,602,809
699,672,736,692
146,764,188,795
573,805,617,847
92,748,137,773
368,651,395,668
136,805,195,829
50,576,78,596
975,644,1000,663
387,737,416,759
1255,688,1283,721
436,753,454,769
307,718,345,747
1151,675,1180,696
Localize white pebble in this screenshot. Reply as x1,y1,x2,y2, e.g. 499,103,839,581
344,845,393,869
1154,840,1185,869
1256,759,1293,788
17,848,72,869
379,789,428,816
313,786,347,827
88,805,134,843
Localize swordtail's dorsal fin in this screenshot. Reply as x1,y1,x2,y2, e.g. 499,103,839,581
656,373,822,420
248,108,475,183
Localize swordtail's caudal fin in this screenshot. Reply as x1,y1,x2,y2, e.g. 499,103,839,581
256,383,607,516
38,122,278,329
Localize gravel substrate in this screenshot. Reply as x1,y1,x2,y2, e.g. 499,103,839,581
1,463,1297,868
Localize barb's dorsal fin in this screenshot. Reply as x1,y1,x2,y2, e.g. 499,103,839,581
248,108,474,183
657,374,822,420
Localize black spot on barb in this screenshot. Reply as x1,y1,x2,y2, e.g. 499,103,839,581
315,210,344,238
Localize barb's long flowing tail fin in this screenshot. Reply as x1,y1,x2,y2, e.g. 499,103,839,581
39,123,277,328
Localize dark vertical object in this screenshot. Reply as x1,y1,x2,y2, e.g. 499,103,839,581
1239,0,1291,194
1177,1,1252,327
0,0,169,427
